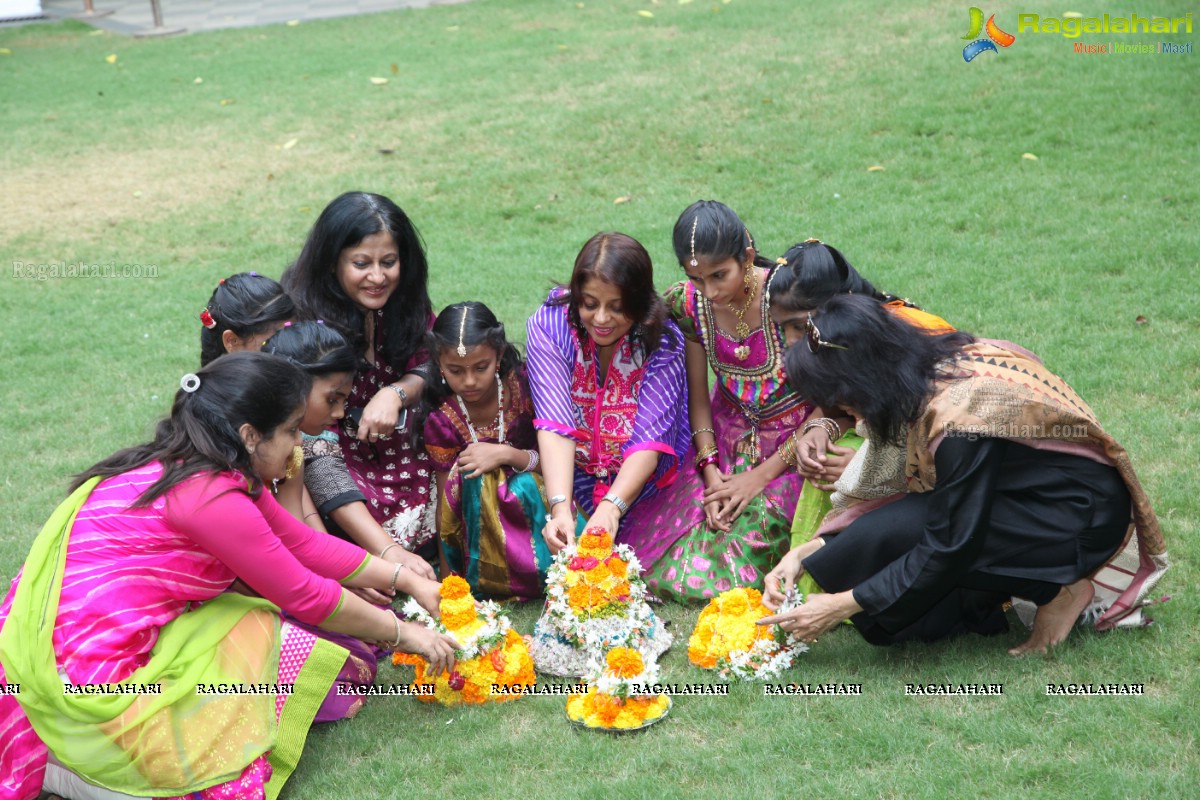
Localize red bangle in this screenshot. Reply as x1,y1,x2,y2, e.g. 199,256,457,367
695,453,720,473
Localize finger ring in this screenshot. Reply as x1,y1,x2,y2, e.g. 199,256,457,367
370,432,380,439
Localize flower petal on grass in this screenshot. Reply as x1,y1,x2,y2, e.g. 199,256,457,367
867,165,885,172
281,138,298,150
1022,152,1039,160
613,195,632,204
105,53,118,64
369,77,389,85
638,10,654,17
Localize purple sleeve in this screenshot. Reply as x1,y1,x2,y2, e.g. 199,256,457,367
625,320,689,463
165,475,368,625
525,296,583,441
423,404,464,471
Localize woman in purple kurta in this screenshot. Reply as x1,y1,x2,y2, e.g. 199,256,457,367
525,232,691,560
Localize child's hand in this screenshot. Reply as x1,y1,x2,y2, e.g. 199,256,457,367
457,442,512,478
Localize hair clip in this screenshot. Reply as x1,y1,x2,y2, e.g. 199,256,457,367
249,271,259,277
180,373,201,393
200,309,216,329
804,237,822,245
775,257,788,266
456,305,470,357
316,319,325,325
283,321,293,327
218,278,226,285
689,216,699,268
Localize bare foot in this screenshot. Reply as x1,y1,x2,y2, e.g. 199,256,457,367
1008,579,1095,656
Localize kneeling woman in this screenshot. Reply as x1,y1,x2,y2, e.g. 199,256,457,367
762,295,1167,655
0,354,457,800
526,232,691,554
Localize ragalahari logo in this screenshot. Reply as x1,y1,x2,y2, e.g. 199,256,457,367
962,7,1016,61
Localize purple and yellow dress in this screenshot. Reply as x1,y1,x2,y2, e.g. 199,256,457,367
424,366,555,600
524,290,691,550
643,280,812,602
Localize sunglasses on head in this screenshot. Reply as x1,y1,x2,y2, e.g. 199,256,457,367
806,313,848,353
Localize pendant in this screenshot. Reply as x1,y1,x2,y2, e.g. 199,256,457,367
734,344,750,361
734,322,751,340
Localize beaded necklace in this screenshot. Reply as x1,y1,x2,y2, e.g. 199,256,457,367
455,372,505,444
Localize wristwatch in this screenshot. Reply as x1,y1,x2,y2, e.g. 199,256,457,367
601,491,629,517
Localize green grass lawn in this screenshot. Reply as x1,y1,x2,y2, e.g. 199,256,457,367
2,1,1197,797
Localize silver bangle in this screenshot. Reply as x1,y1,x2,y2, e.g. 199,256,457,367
391,614,403,649
379,543,399,560
517,449,539,474
602,491,629,517
548,493,567,510
389,561,405,593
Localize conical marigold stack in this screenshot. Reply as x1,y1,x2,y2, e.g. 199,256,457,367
393,575,534,705
530,527,672,676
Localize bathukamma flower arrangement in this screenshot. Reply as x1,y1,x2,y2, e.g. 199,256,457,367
393,575,534,705
530,526,672,677
566,646,671,731
688,587,808,681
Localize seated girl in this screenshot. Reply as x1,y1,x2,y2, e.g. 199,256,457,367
198,271,295,366
0,353,457,800
639,201,812,603
263,321,435,580
761,295,1167,655
525,232,690,555
421,302,560,600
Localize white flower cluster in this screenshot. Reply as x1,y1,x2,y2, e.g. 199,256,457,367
585,649,660,700
401,597,512,660
715,593,809,682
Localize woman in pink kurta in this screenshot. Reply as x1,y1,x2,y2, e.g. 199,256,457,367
0,353,456,800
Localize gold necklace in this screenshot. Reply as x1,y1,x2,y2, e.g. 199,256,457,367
728,265,759,360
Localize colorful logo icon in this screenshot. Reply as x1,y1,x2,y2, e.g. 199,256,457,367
962,7,1016,61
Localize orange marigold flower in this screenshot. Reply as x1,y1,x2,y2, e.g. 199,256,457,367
568,582,595,610
605,555,628,577
490,648,507,673
439,575,472,601
605,647,644,678
442,607,477,631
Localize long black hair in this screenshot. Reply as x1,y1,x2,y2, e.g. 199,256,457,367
281,191,431,370
71,353,311,506
550,231,674,361
424,301,522,409
768,240,913,312
262,320,358,378
198,272,296,366
671,200,775,271
784,294,974,444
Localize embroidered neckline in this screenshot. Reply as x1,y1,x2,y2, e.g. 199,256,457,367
694,279,781,379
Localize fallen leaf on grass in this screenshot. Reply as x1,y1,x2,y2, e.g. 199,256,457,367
867,165,885,172
390,63,399,74
0,48,12,56
1135,315,1148,324
219,98,235,106
638,10,654,17
1022,152,1039,160
613,195,632,204
281,138,298,150
105,53,118,64
193,77,203,84
369,77,389,85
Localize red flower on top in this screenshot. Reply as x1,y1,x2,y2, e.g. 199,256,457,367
568,556,599,572
200,309,216,329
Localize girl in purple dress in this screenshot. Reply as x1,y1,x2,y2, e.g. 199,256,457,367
421,302,557,600
283,192,439,559
525,232,691,557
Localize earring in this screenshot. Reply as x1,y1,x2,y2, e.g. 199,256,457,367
743,262,754,296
